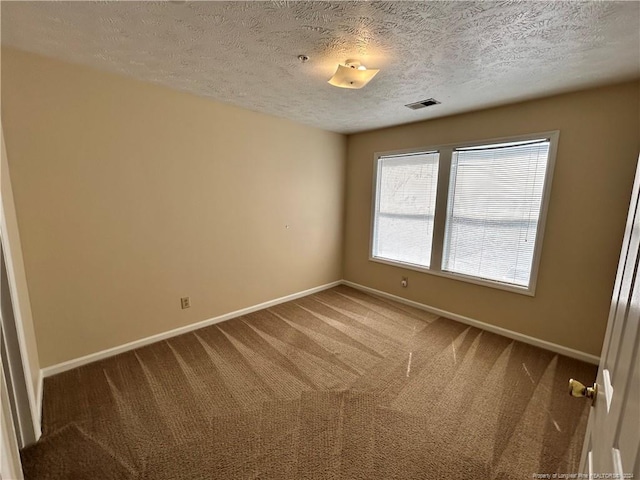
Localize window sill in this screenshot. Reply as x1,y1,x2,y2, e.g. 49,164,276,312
369,256,536,297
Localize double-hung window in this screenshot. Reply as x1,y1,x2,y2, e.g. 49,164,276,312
372,152,439,268
371,132,558,295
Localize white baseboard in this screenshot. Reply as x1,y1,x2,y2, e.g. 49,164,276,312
40,277,599,380
41,280,342,378
342,280,601,365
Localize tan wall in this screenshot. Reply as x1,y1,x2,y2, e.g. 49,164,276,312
1,48,346,367
345,81,640,357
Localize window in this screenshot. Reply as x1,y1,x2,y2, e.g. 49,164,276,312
372,152,439,268
371,132,558,295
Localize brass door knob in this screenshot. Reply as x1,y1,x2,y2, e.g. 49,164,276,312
569,378,597,404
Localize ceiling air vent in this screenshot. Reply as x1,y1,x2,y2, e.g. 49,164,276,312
405,98,441,110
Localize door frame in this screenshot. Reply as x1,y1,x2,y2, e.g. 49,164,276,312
1,241,37,447
0,125,41,442
0,333,25,479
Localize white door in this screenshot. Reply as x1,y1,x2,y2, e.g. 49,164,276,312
577,153,640,478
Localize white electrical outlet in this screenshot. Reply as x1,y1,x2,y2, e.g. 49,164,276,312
181,297,191,309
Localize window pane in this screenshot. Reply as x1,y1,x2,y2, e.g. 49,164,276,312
443,140,550,287
373,152,439,268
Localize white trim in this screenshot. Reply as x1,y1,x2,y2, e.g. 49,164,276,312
1,357,24,480
0,172,42,440
41,280,342,378
342,280,600,365
36,370,43,425
430,148,452,273
0,217,40,438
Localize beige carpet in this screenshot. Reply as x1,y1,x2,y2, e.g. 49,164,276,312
22,285,596,479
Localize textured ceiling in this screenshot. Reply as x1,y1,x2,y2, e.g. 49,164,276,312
1,1,639,134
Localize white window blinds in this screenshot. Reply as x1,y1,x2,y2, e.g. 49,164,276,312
372,152,439,268
442,140,551,286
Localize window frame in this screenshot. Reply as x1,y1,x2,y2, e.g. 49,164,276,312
369,131,560,296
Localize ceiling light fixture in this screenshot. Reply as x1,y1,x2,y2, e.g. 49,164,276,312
328,59,379,89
